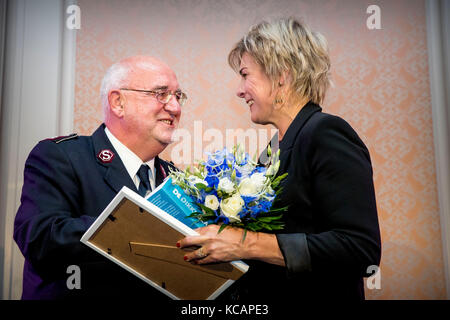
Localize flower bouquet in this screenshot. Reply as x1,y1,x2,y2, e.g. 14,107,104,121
168,145,288,238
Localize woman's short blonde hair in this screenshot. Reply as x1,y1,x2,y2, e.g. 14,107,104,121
228,17,331,105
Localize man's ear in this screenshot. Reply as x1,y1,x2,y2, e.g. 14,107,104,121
108,90,125,117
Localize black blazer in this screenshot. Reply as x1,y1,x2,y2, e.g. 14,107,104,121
227,102,381,301
13,124,175,300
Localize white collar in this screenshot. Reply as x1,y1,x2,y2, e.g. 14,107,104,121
104,127,155,190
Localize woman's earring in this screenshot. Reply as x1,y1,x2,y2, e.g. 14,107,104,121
275,97,283,104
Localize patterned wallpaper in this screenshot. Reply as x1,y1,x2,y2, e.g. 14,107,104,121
74,0,446,299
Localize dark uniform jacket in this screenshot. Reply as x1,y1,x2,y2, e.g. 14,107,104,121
14,124,176,300
225,102,381,301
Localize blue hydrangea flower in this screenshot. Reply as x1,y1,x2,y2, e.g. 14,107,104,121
205,175,219,189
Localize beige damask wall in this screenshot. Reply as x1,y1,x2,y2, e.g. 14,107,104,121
74,0,446,299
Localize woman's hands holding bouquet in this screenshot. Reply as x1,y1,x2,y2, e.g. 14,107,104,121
177,224,286,266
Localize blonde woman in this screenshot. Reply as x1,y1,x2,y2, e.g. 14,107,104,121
179,18,381,301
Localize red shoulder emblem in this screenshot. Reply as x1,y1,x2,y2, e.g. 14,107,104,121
97,149,115,163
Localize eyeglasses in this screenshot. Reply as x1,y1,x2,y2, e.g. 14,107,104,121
120,88,188,106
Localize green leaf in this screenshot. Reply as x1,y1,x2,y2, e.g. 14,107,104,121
271,172,288,188
241,229,248,244
194,183,206,190
266,207,288,214
218,224,228,234
187,211,203,218
197,203,215,215
275,187,284,196
246,223,259,232
257,216,282,222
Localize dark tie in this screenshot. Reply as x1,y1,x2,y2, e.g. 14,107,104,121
137,164,152,197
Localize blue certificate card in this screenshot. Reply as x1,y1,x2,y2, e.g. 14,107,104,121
146,178,207,229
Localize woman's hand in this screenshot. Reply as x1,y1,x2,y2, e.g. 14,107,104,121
177,225,286,266
177,225,247,265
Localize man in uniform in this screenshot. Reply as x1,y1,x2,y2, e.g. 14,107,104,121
13,56,186,299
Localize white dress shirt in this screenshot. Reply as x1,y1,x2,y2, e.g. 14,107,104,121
104,127,155,195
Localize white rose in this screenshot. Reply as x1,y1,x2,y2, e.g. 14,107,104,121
238,177,258,196
250,172,267,192
204,194,219,211
238,173,266,196
218,177,235,194
220,194,244,223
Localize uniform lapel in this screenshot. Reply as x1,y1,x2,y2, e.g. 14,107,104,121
154,156,169,187
91,124,138,194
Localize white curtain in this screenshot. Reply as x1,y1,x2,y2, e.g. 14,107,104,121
0,0,77,299
426,0,450,299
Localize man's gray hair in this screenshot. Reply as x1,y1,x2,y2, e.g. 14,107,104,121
100,61,130,119
100,58,164,120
